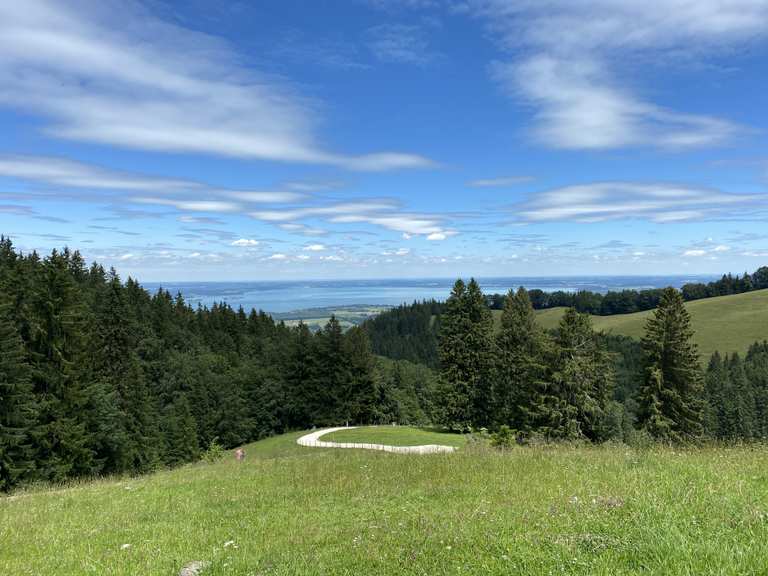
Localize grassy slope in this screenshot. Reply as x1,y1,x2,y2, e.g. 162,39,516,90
322,426,466,447
3,429,768,575
515,288,768,359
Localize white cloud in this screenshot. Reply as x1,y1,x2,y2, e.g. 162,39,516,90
296,254,310,260
0,1,434,171
468,176,534,188
320,254,344,261
132,197,240,213
471,0,768,150
303,244,326,251
713,244,731,252
518,182,766,223
365,24,434,65
266,253,287,260
231,239,259,247
683,249,707,257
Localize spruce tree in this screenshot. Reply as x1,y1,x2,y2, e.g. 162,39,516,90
343,327,380,425
552,309,614,440
28,251,96,480
638,287,704,442
494,287,552,434
437,279,493,430
0,302,37,490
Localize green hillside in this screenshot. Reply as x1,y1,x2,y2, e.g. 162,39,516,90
3,428,768,575
524,288,768,359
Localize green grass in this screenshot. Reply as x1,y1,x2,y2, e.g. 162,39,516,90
3,429,768,575
521,288,768,360
321,426,466,448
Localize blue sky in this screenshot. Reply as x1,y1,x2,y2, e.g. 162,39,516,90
1,0,768,281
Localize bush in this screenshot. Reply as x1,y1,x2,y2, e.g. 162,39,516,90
490,425,517,449
201,437,226,463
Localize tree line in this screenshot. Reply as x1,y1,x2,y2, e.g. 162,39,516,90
0,238,434,491
365,266,768,367
434,278,767,444
488,267,768,315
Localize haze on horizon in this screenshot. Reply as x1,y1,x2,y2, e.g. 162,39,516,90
1,0,767,282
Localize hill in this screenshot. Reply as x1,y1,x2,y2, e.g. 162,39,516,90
521,288,768,359
3,427,768,575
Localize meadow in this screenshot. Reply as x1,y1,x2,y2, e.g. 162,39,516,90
520,288,768,360
3,427,768,575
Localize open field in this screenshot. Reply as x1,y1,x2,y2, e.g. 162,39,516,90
3,428,768,575
273,305,391,332
322,426,467,448
502,288,768,360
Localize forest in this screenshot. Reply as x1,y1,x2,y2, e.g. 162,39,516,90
2,237,768,492
0,238,434,491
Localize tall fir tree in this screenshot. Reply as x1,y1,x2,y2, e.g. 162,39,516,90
638,287,704,442
493,287,552,434
0,300,37,490
342,327,381,424
552,309,615,440
28,251,96,481
437,279,493,430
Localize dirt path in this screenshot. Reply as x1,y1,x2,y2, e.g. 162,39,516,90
296,427,456,454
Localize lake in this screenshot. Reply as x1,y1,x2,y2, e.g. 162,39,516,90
142,275,717,314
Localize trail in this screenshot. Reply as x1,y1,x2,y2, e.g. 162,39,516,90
296,427,456,454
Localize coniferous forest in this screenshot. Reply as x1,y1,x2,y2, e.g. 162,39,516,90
2,237,768,492
0,238,434,491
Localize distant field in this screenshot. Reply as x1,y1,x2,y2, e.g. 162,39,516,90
494,289,768,360
274,305,391,331
322,426,466,448
3,429,768,575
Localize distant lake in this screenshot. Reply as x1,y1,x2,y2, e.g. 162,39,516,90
142,275,718,314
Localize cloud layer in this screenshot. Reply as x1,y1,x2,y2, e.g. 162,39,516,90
0,0,433,170
472,0,768,149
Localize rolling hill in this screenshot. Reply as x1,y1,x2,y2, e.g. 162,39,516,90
3,427,768,575
517,288,768,360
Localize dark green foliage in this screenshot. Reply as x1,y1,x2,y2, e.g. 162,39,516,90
704,343,768,440
0,300,37,490
550,309,615,441
364,300,442,367
493,288,552,434
436,279,494,430
639,288,704,442
0,238,436,491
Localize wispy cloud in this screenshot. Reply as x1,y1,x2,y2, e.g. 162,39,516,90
517,181,768,223
469,0,768,150
365,24,435,65
468,176,533,188
0,0,434,171
231,239,260,247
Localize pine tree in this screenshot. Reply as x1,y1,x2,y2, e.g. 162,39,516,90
28,251,96,481
727,354,756,439
703,352,726,438
162,394,199,466
0,301,37,490
343,327,380,424
494,287,552,434
552,309,614,440
638,287,704,442
316,316,351,425
437,279,493,430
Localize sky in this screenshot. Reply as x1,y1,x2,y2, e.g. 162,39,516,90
1,0,768,281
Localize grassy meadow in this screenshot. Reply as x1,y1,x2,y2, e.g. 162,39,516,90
515,288,768,360
3,427,768,575
322,425,467,447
